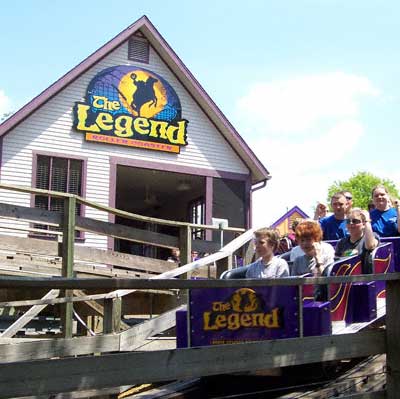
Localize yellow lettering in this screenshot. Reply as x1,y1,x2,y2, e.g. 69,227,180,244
96,112,113,131
212,302,224,312
165,120,188,145
76,104,100,132
250,313,263,326
203,308,280,332
92,96,121,111
92,96,106,109
149,120,168,139
214,314,227,329
111,101,120,110
133,117,150,135
114,115,133,137
203,312,218,331
223,303,231,311
264,308,280,328
75,102,188,150
240,313,252,327
227,314,241,330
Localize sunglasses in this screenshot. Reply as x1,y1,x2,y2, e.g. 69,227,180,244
346,218,362,225
345,196,353,200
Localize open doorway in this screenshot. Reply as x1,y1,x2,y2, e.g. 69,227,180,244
114,165,205,260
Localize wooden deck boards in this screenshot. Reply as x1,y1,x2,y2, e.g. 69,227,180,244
332,298,386,335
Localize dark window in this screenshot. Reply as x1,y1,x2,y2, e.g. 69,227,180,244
34,155,83,236
212,178,246,245
189,197,205,240
128,37,149,63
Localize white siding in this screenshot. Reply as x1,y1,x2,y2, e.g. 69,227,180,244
0,38,249,249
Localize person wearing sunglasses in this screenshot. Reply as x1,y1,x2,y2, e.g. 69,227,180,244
370,185,400,237
335,208,379,274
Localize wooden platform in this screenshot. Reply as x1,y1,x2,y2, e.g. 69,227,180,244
332,298,386,335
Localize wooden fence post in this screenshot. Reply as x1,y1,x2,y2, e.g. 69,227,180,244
386,279,400,398
179,225,192,266
104,298,122,334
60,196,76,338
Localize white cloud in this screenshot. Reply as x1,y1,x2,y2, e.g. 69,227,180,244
237,71,379,135
252,172,326,228
233,72,380,227
0,90,12,116
252,119,364,174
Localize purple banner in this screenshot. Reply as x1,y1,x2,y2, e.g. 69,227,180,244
189,285,299,346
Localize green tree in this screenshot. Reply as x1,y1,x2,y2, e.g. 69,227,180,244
327,171,400,210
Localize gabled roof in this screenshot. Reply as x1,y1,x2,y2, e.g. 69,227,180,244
0,15,270,184
271,206,309,228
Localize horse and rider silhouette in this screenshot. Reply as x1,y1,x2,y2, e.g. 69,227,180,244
130,73,158,116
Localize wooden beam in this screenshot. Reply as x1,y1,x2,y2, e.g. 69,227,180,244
0,202,61,225
0,289,59,338
120,305,186,351
74,290,130,331
74,246,177,274
0,185,245,233
179,225,191,266
0,234,177,274
0,252,171,279
76,215,179,248
60,197,75,339
0,330,385,397
385,279,400,399
61,197,75,278
78,195,245,232
0,273,398,290
103,297,122,334
0,234,58,255
0,308,179,362
0,289,174,308
73,289,104,316
0,334,120,363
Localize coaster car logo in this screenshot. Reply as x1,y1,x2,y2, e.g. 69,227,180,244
203,288,281,331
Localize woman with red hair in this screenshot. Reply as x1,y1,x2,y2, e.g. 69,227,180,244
291,220,335,278
291,220,335,301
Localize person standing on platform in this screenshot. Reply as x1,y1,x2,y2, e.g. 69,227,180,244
167,247,181,266
319,192,348,240
342,191,354,216
314,202,329,221
370,185,400,237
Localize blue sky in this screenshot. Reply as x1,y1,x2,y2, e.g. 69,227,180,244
1,1,399,225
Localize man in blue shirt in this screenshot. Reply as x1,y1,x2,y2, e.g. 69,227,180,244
370,185,400,237
319,192,348,240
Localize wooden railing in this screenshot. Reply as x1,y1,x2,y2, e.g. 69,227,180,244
0,183,253,338
0,184,397,397
0,183,247,255
0,273,398,398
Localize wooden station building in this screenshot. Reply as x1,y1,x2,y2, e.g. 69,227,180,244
0,16,270,257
